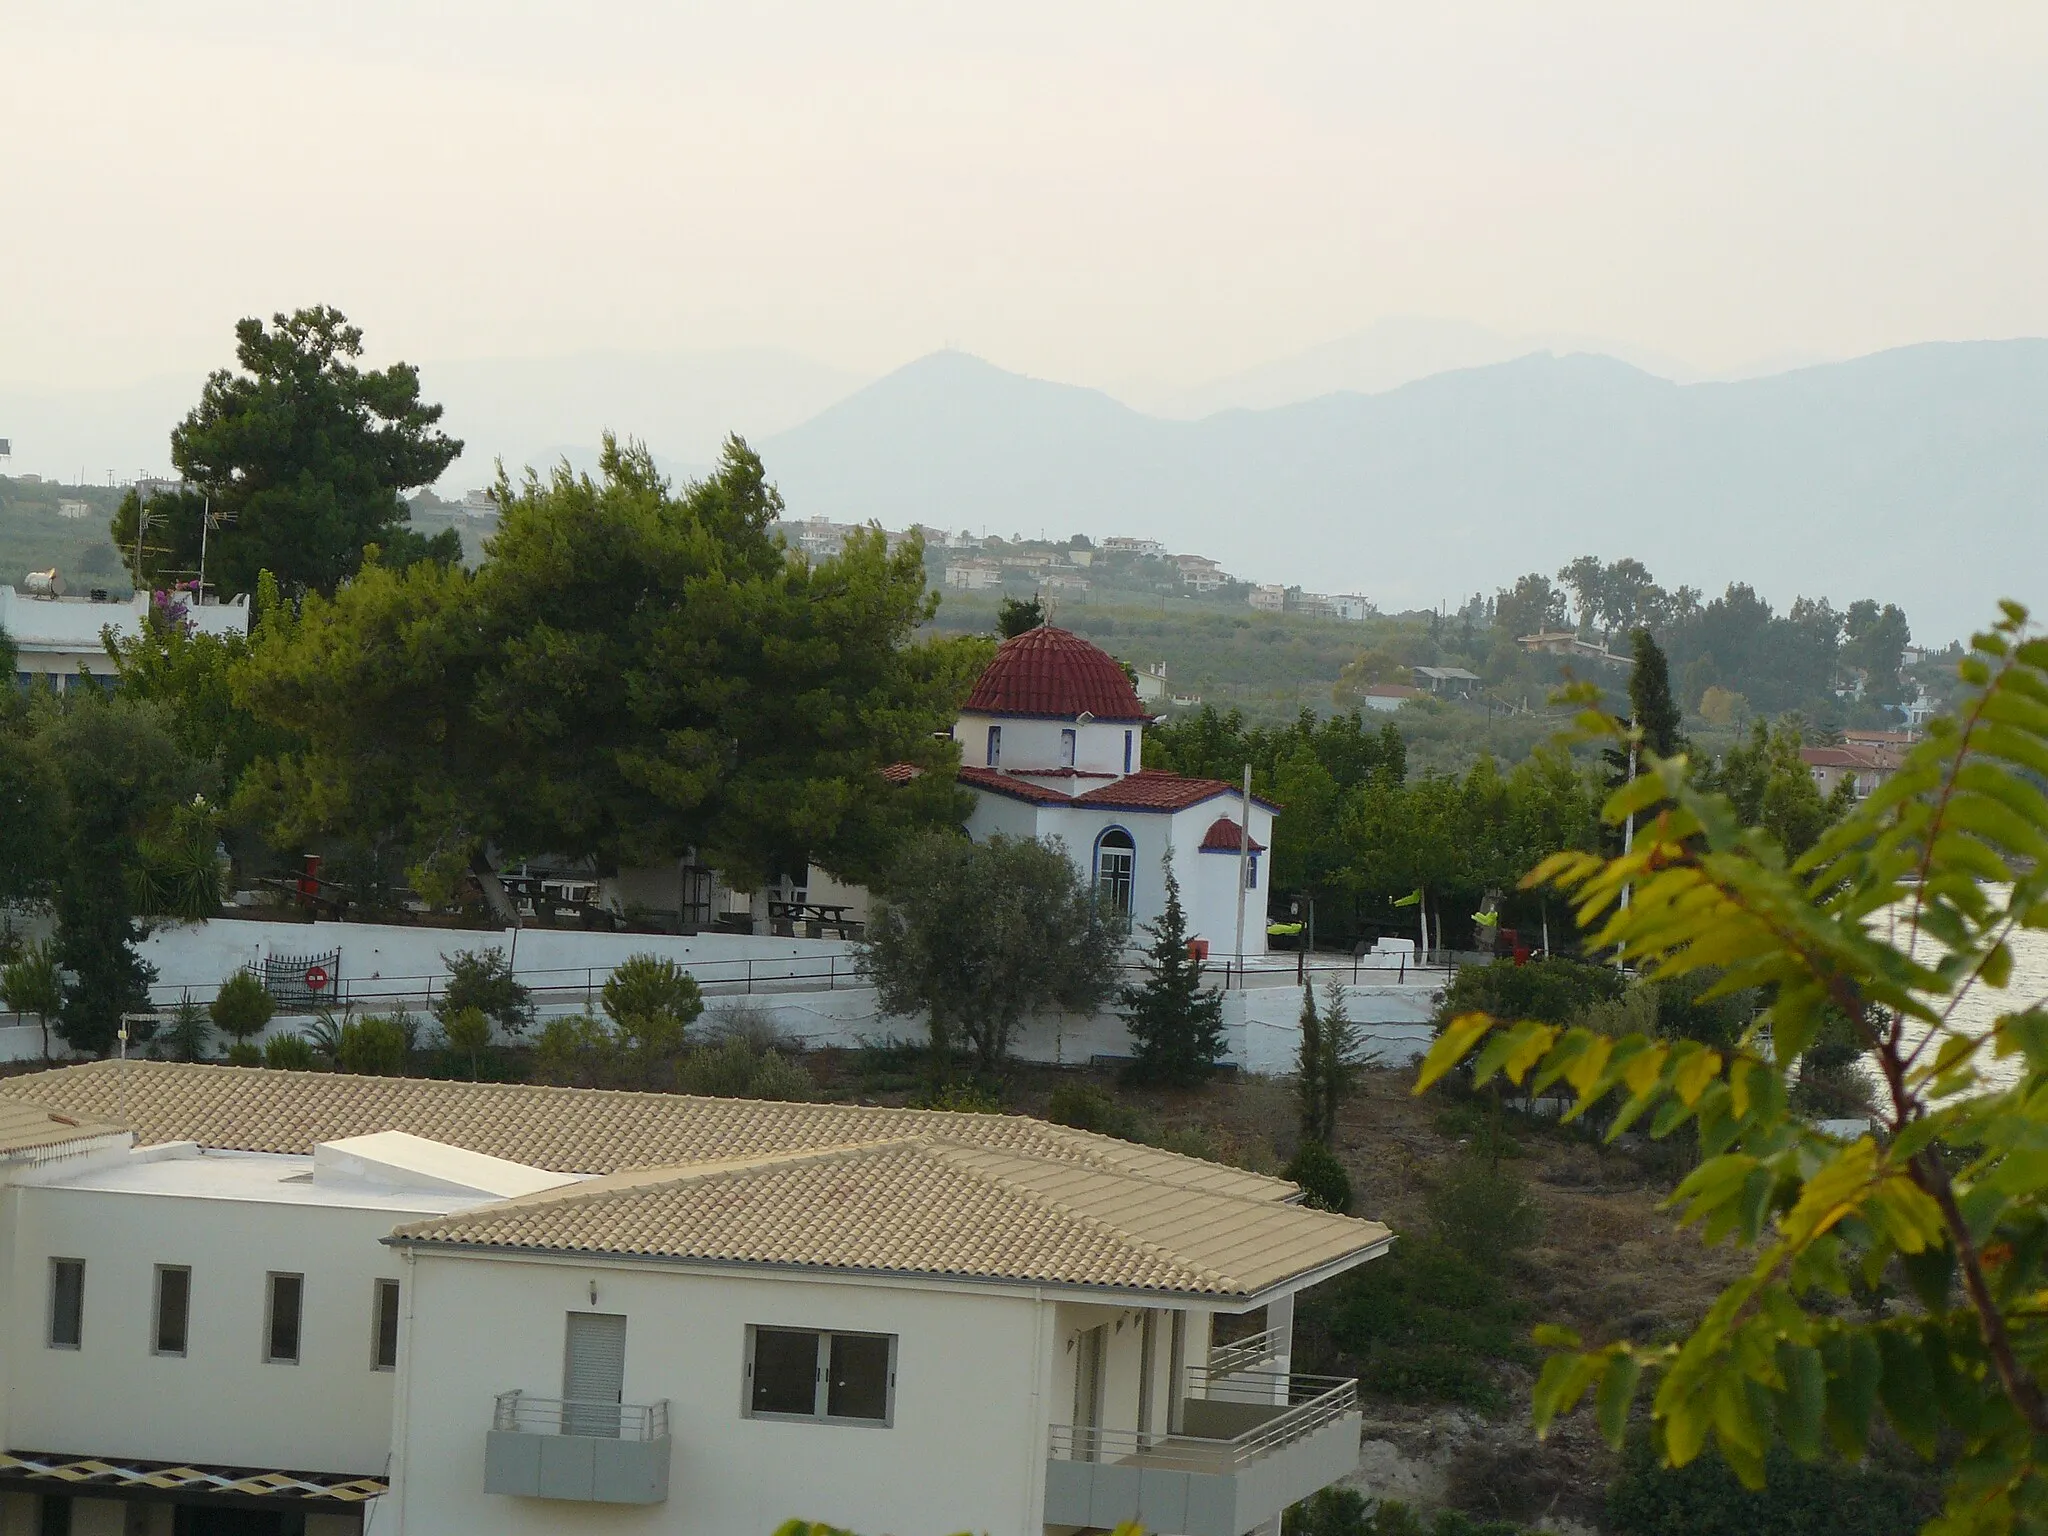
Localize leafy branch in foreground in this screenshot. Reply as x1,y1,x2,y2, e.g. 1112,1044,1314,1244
1413,601,2048,1536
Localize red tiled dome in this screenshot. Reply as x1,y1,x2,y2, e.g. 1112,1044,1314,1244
961,626,1150,722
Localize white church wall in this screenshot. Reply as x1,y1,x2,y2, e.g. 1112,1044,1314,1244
954,711,1144,776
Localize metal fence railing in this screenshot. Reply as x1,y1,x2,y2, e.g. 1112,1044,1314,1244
1204,1326,1285,1376
1046,1372,1356,1470
492,1390,670,1441
144,949,1448,1014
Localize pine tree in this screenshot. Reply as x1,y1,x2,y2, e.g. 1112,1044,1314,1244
1296,981,1366,1144
1120,858,1226,1086
1627,628,1684,757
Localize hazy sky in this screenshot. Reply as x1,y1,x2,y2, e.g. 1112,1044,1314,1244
7,1,2048,396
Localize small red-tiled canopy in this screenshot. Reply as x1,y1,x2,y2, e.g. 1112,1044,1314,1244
961,626,1150,722
1198,816,1264,853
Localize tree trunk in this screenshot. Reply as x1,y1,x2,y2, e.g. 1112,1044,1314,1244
469,852,520,926
750,887,770,937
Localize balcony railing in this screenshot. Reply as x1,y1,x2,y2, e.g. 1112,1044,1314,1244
1204,1326,1285,1377
492,1390,670,1440
1048,1372,1356,1471
485,1392,671,1505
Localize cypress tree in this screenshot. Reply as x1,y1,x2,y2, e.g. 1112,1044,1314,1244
1120,858,1226,1085
1628,628,1684,757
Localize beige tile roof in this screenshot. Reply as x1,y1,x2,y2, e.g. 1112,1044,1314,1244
0,1062,1293,1202
393,1135,1391,1299
0,1097,125,1157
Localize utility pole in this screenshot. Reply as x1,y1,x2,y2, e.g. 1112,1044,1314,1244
1232,763,1252,975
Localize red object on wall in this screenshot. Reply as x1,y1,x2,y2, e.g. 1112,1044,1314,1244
1187,938,1211,961
297,854,321,904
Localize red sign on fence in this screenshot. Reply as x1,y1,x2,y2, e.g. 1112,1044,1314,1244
303,965,329,992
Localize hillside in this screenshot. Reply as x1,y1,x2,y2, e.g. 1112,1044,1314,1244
763,342,2048,644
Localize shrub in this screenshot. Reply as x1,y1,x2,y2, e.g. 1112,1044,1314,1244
601,954,703,1035
158,995,213,1063
1047,1081,1145,1140
745,1049,815,1102
677,1037,814,1101
210,970,275,1044
1284,1140,1353,1213
533,1014,614,1088
1604,1431,1932,1536
1284,1491,1532,1536
442,1005,493,1080
336,1015,408,1076
1426,1156,1542,1266
224,1040,262,1066
263,1033,317,1070
678,1036,759,1097
1297,1239,1534,1414
1434,956,1624,1031
702,1000,789,1052
436,947,534,1037
919,1081,1006,1113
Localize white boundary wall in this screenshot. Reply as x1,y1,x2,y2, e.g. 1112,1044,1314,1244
2,919,1445,1074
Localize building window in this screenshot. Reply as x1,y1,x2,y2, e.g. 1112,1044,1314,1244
1060,728,1077,766
744,1326,895,1426
266,1273,304,1364
47,1259,83,1350
1246,853,1260,889
986,725,1001,768
372,1279,401,1371
153,1266,190,1357
1095,828,1135,916
1124,730,1134,774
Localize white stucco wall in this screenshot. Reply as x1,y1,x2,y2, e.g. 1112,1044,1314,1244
388,1254,1053,1536
6,1176,424,1473
955,711,1145,777
136,919,858,1011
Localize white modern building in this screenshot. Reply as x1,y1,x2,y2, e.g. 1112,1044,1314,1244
3,586,252,691
945,627,1278,957
0,1062,1389,1536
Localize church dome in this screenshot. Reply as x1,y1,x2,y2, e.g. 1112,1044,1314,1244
961,626,1150,722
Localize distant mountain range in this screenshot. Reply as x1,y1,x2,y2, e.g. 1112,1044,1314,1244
6,332,2043,643
758,342,2048,644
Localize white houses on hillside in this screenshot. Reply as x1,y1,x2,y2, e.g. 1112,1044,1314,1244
947,626,1277,957
0,1061,1386,1536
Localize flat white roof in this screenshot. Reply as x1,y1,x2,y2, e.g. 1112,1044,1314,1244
40,1146,519,1218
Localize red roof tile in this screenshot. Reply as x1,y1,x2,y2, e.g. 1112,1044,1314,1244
961,627,1150,722
879,762,924,785
1075,770,1237,813
1198,816,1265,853
956,764,1073,805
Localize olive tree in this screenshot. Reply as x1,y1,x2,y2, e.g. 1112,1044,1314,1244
858,832,1122,1073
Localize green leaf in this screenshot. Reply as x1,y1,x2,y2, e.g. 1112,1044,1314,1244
1415,1012,1495,1094
1775,1342,1826,1460
1875,1327,1939,1457
1596,1353,1642,1449
1822,1330,1879,1458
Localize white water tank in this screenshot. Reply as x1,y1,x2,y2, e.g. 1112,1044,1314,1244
22,569,65,598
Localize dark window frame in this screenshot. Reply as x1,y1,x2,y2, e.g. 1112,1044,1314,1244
372,1278,401,1372
265,1272,304,1365
153,1264,191,1357
47,1258,83,1351
742,1325,896,1428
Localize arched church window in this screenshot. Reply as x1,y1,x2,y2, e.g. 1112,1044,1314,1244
986,725,1001,768
1095,827,1135,916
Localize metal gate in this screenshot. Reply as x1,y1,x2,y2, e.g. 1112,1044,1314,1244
260,949,342,1010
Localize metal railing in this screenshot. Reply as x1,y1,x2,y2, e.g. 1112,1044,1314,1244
147,949,1445,1014
1205,1325,1286,1376
1046,1372,1356,1471
492,1390,670,1441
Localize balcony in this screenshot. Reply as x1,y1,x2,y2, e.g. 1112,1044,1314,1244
1044,1372,1360,1536
483,1391,672,1504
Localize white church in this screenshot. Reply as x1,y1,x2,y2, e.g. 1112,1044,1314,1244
943,625,1276,958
